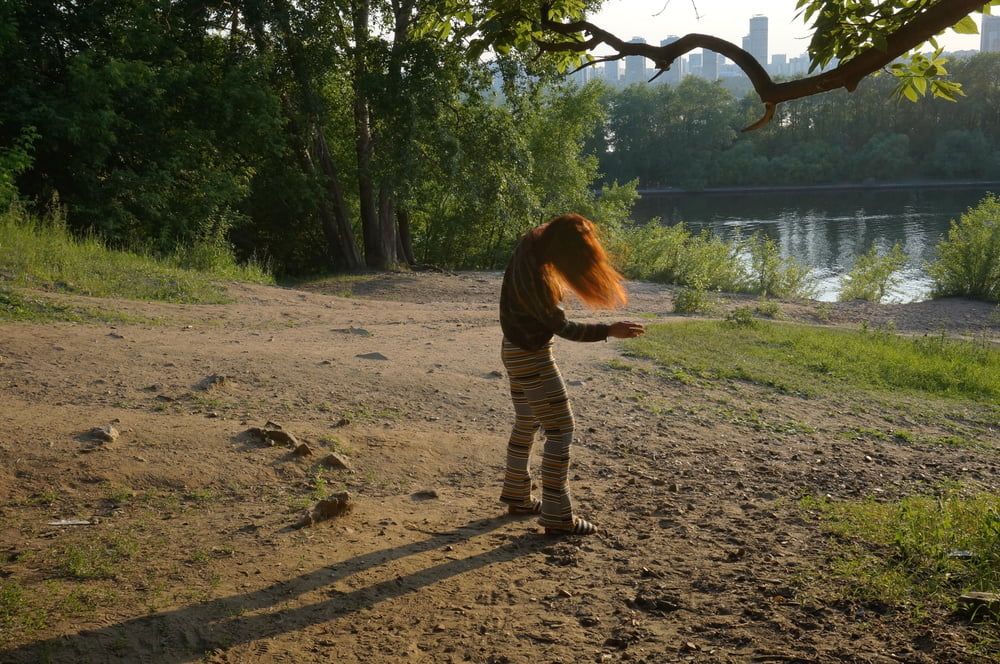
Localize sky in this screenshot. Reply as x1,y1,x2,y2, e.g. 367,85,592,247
589,0,983,60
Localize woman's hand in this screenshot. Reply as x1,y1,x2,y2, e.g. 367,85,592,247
608,321,645,339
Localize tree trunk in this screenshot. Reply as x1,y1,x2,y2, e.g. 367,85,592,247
311,126,362,270
396,206,415,266
352,0,393,269
377,184,398,264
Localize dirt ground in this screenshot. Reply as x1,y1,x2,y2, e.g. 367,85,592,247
1,272,998,663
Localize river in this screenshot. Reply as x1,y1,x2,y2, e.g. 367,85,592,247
633,185,998,302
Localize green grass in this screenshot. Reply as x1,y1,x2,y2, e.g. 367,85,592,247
625,321,1000,402
802,491,1000,619
0,581,47,644
0,206,271,305
60,533,138,580
0,286,153,324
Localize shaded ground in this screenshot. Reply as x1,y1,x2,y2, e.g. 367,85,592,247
1,272,997,663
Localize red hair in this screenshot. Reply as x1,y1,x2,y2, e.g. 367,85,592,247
534,213,627,310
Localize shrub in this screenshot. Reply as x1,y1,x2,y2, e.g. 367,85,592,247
673,284,713,314
724,306,758,328
743,233,814,299
839,242,908,302
928,194,1000,302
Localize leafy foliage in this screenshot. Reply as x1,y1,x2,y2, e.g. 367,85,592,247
839,242,909,302
929,194,1000,302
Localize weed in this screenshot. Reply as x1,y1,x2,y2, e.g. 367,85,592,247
60,533,137,580
724,306,758,328
0,581,47,644
754,298,782,319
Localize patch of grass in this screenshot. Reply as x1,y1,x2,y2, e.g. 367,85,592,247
0,286,152,324
60,533,138,580
0,205,271,305
183,489,215,505
754,298,782,319
0,581,48,644
625,321,1000,402
801,491,1000,616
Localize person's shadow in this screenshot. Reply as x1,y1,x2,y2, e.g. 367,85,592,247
3,514,548,663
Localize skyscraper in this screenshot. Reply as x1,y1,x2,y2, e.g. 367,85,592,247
702,49,719,80
749,15,768,64
983,15,1000,53
604,60,620,85
660,36,683,85
625,37,648,84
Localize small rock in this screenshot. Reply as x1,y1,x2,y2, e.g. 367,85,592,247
265,420,283,430
957,592,1000,619
567,380,585,387
411,489,439,501
107,332,125,339
293,492,353,528
321,453,352,471
293,443,314,457
356,352,388,361
198,374,228,390
333,417,350,427
87,425,119,443
485,370,503,379
333,327,372,336
206,411,220,419
246,427,299,447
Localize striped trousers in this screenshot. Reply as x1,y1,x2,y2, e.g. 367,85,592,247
499,338,575,529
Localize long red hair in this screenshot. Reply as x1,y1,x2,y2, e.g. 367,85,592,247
534,213,627,310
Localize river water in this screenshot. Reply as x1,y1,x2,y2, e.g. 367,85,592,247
633,186,997,302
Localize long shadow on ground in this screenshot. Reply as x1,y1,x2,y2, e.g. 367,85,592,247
3,515,547,663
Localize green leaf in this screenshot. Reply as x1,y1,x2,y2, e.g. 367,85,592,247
951,15,979,34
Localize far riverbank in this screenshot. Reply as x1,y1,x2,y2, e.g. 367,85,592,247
636,179,1000,196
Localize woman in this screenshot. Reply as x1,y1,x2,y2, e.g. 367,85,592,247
498,213,644,535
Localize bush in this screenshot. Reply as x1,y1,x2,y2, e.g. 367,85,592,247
673,284,713,314
928,194,1000,302
724,306,758,328
744,233,814,299
839,242,908,303
613,222,746,293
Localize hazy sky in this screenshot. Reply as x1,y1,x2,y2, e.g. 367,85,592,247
589,0,982,60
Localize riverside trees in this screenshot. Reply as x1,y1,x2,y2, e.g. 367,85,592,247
1,1,995,273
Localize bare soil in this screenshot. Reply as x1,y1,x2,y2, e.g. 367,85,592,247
1,272,998,663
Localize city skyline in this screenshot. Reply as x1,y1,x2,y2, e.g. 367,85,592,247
590,0,983,62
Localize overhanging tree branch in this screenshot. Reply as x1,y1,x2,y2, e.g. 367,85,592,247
536,0,985,131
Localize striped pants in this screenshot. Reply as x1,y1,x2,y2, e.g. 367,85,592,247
499,338,575,529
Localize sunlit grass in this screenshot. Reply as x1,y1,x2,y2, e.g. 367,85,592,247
624,321,1000,402
0,206,271,305
801,491,1000,620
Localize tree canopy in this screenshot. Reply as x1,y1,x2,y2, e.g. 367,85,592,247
1,0,996,275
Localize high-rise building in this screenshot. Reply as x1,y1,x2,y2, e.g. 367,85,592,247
660,36,683,85
702,49,719,81
625,37,648,84
687,52,702,79
771,53,787,77
983,15,1000,53
749,15,768,65
604,60,620,85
